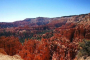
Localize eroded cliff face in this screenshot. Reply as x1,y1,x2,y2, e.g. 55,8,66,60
55,23,90,41
50,19,90,60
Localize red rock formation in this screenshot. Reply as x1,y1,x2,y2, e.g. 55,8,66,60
19,39,50,60
1,24,90,60
0,36,22,55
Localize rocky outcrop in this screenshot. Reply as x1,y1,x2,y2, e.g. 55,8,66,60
0,36,22,56
77,56,90,60
0,53,23,60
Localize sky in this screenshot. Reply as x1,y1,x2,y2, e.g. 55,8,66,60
0,0,90,22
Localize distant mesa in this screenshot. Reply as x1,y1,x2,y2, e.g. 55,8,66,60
0,13,90,28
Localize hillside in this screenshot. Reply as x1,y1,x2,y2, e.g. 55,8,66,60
0,17,50,28
0,13,90,60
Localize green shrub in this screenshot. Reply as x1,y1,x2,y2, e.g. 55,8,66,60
77,39,90,58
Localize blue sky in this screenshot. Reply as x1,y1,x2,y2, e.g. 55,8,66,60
0,0,90,22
